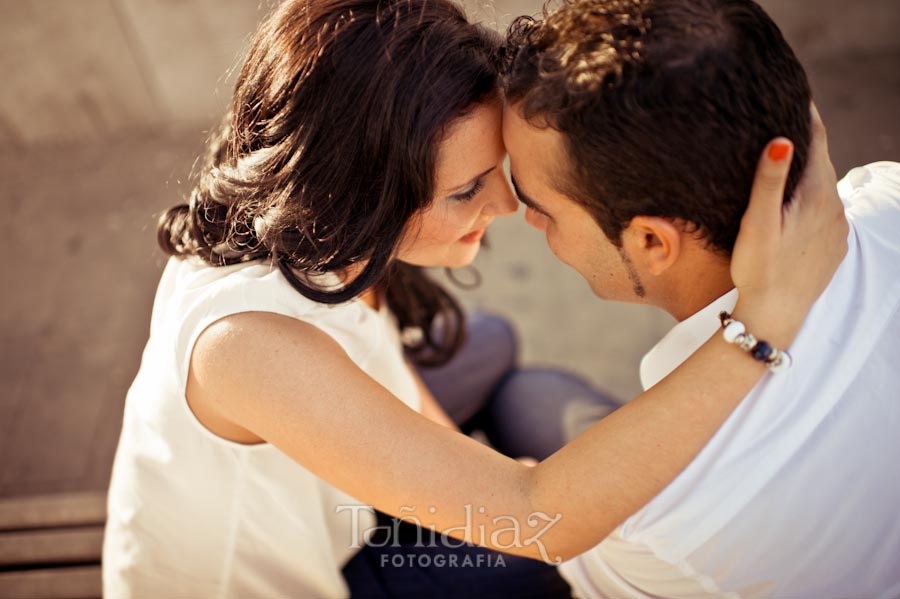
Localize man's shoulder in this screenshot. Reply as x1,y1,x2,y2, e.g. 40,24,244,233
840,161,900,212
840,161,900,252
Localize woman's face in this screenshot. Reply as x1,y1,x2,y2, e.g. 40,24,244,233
397,98,519,268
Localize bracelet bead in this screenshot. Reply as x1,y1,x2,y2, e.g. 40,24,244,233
723,320,746,343
752,341,772,362
768,350,793,373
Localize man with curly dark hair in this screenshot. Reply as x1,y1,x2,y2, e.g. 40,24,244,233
501,0,900,597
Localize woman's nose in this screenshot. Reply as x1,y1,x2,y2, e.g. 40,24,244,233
484,178,519,217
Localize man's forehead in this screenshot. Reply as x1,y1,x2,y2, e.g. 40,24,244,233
503,107,570,194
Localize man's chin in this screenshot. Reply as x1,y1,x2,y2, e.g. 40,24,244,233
566,267,618,301
589,286,616,301
586,280,635,304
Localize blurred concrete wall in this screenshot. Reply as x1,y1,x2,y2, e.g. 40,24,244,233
0,0,271,145
2,0,898,145
1,0,898,498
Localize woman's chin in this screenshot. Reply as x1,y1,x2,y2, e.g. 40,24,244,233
398,243,482,270
445,245,482,269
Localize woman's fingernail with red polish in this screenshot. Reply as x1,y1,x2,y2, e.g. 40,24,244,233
768,141,792,161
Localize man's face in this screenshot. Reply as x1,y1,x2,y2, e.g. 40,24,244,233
502,103,646,303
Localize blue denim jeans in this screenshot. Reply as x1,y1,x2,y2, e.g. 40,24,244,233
342,313,620,598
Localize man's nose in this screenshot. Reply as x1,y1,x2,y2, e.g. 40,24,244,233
524,206,549,232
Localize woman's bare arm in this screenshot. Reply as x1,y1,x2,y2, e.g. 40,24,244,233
406,358,459,431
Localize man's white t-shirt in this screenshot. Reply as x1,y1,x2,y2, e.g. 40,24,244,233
560,162,900,599
102,258,421,598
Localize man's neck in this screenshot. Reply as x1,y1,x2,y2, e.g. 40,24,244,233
656,257,734,322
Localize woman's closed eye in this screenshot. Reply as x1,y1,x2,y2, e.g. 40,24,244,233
450,179,485,202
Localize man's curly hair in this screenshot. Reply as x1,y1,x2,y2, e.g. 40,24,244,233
503,0,811,254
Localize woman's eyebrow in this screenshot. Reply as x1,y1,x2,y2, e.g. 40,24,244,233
446,166,496,196
510,174,551,216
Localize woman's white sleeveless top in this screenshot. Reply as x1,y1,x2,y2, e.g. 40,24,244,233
102,256,421,598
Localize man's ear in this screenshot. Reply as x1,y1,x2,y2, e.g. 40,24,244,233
622,216,682,276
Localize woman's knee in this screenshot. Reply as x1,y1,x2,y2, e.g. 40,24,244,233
487,368,621,458
466,312,518,374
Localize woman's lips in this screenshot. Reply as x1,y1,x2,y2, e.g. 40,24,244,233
459,228,487,244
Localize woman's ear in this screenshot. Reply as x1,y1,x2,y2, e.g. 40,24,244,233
622,216,682,276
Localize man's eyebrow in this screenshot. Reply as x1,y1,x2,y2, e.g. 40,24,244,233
446,166,496,196
510,174,550,216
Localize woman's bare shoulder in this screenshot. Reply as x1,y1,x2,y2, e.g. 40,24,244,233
192,311,343,371
187,311,352,444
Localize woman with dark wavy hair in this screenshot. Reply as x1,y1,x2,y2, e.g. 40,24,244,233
101,0,846,597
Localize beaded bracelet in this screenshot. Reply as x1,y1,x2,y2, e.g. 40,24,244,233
718,311,793,373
